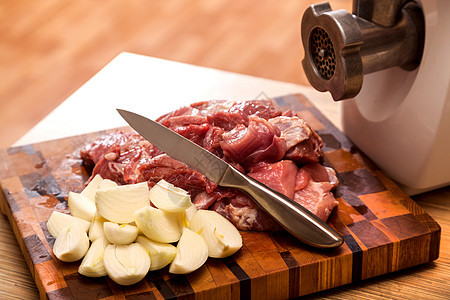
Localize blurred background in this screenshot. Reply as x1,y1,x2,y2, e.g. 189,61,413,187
0,0,351,149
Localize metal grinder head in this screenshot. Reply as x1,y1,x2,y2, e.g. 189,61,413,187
301,0,425,101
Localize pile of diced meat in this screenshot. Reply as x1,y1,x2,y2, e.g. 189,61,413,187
80,100,338,231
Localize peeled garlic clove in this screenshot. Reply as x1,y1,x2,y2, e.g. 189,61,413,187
88,215,106,242
134,206,181,243
98,178,118,189
103,222,139,245
80,174,103,202
47,211,90,239
78,236,110,277
135,236,177,271
53,223,90,262
68,191,97,222
96,182,150,223
184,204,198,224
103,243,150,286
149,180,192,213
169,227,208,274
178,204,198,229
189,210,242,258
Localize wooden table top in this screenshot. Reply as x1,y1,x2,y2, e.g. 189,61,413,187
1,53,448,299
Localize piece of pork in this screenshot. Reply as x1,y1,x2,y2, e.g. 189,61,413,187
268,116,312,149
269,116,324,164
220,116,287,170
212,193,281,231
79,100,338,231
247,160,298,199
294,163,339,221
207,161,338,230
158,99,282,128
81,131,216,198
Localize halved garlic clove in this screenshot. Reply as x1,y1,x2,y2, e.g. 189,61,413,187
169,227,208,274
134,206,182,243
78,236,110,277
135,236,177,271
103,222,139,245
96,182,150,223
149,180,192,213
53,223,90,262
182,204,198,227
103,243,150,286
68,191,97,222
80,174,103,202
189,210,242,258
46,211,90,239
88,215,106,242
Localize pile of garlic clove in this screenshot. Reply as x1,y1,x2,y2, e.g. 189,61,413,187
47,175,242,286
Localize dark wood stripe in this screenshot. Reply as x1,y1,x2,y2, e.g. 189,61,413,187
40,221,56,249
326,208,351,236
343,234,363,283
380,213,429,240
55,195,67,203
152,278,177,299
336,169,386,197
318,132,342,151
126,291,157,300
226,260,251,300
47,287,73,300
23,234,52,265
348,220,391,248
20,172,62,198
413,212,443,262
2,188,21,213
340,193,378,221
429,229,441,262
64,272,113,299
166,276,194,299
308,106,354,150
280,251,300,298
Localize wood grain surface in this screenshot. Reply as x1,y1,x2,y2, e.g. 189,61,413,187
0,95,443,299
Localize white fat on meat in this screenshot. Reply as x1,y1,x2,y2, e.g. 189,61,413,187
268,116,312,149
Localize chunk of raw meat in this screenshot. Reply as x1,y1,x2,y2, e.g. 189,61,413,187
268,116,312,149
220,116,286,169
210,162,338,230
294,163,338,221
80,100,338,231
212,193,281,231
247,160,298,199
269,116,323,163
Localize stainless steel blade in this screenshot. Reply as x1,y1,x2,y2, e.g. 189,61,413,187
117,109,343,248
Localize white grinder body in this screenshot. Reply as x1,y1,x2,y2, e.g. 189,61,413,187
342,0,450,194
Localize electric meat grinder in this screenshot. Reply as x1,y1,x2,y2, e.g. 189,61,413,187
301,0,450,194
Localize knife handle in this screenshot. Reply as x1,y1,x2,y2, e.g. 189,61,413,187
220,166,343,248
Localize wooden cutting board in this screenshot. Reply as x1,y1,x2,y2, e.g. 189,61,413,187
0,94,440,299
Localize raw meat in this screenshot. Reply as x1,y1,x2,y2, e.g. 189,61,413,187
220,116,287,169
294,163,339,221
247,160,298,199
80,100,338,231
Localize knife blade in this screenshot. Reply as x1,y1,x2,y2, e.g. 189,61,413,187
117,109,343,248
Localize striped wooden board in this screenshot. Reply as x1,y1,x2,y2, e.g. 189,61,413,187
0,94,440,299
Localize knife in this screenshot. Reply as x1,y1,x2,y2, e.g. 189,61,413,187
117,109,343,248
